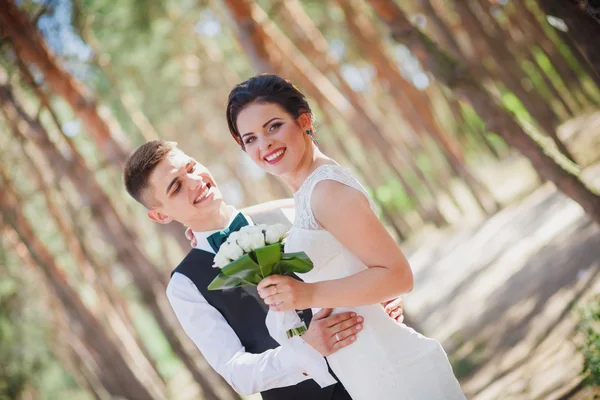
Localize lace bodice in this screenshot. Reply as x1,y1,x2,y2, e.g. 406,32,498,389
292,164,378,231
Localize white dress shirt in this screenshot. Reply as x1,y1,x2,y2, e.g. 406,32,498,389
166,211,330,395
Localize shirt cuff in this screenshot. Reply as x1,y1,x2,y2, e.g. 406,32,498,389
278,336,337,388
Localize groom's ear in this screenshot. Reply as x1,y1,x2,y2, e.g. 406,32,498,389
148,208,173,224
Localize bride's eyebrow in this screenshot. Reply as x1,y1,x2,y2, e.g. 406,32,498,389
241,117,282,138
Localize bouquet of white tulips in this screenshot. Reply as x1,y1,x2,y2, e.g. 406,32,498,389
208,224,313,292
209,224,336,385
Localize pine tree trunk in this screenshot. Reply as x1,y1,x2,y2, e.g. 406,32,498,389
510,0,592,106
537,0,600,77
415,0,465,58
451,0,573,158
476,0,577,118
0,0,130,165
318,105,412,239
336,0,496,214
5,6,194,253
8,131,167,395
0,84,238,400
0,173,160,400
367,0,600,224
2,230,114,400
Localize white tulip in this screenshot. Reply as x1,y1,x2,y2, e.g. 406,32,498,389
247,230,266,250
212,252,232,269
219,240,244,261
256,224,268,233
265,224,288,244
237,231,252,253
227,231,240,244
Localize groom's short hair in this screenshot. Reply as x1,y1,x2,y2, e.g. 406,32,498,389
123,140,177,208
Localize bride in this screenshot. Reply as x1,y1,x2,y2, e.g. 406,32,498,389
225,74,466,400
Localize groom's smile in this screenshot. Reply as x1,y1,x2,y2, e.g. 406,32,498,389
193,182,213,205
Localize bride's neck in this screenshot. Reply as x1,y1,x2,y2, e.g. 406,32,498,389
283,147,331,192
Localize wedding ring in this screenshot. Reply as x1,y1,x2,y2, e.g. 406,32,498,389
335,333,341,342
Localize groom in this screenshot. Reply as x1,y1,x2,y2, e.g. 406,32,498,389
123,140,404,399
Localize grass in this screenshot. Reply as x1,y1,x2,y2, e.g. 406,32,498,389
576,295,600,387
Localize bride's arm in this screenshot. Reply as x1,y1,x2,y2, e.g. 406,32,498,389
258,180,413,310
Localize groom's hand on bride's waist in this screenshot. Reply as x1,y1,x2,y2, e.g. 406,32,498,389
301,308,363,357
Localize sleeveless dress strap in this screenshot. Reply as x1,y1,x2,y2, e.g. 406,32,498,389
293,164,377,231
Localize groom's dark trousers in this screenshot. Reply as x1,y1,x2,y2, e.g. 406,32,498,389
172,248,352,400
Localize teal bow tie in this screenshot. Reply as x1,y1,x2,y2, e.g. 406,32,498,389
206,213,249,253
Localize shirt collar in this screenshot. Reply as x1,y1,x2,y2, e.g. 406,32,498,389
191,210,254,254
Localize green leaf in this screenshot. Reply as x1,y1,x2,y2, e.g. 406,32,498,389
274,251,313,275
220,254,263,285
252,244,282,278
209,250,313,291
207,273,249,291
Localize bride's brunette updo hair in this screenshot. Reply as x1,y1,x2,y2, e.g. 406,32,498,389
226,74,313,150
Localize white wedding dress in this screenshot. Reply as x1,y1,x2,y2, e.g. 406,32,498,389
285,164,466,400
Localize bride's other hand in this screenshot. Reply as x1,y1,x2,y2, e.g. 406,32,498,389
185,227,197,248
257,275,314,311
382,297,404,323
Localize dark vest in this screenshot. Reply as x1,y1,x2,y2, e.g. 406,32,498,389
172,249,351,400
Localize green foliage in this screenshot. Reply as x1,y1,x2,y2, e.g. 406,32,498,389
0,278,33,400
374,178,412,212
130,303,182,380
0,252,90,400
499,89,533,125
448,340,487,380
577,296,600,386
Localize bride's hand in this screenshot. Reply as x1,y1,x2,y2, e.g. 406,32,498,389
382,297,404,323
257,275,313,311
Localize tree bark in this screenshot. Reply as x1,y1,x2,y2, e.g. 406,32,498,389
415,0,465,59
0,0,130,165
317,104,412,240
476,0,576,118
3,2,196,258
336,0,496,214
367,0,600,224
510,0,592,107
0,172,159,400
451,0,578,163
537,0,600,79
6,127,167,396
1,227,113,400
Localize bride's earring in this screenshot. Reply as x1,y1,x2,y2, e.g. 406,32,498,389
305,129,311,135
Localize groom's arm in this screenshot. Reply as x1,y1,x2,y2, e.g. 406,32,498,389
167,273,310,394
166,273,359,394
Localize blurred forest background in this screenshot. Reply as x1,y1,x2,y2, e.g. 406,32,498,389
1,0,600,399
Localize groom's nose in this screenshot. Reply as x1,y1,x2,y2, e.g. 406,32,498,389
186,173,203,191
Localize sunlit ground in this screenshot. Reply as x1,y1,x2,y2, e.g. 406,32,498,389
403,110,600,399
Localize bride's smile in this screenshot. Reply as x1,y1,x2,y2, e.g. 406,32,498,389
263,147,286,164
